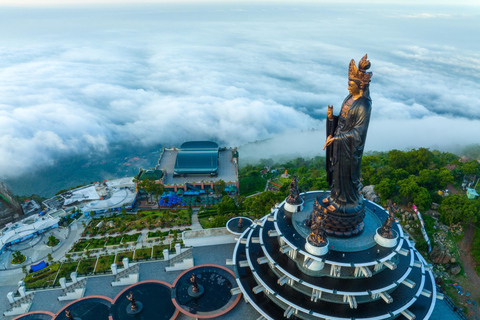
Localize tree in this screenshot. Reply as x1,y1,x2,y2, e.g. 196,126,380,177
437,167,454,189
138,178,156,203
214,180,226,197
413,187,431,212
439,194,478,225
243,191,283,219
375,178,397,202
462,160,480,175
217,196,237,215
47,253,53,263
398,175,420,204
152,182,165,206
47,235,58,247
22,265,27,276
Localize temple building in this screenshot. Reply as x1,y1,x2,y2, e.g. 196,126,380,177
137,141,239,194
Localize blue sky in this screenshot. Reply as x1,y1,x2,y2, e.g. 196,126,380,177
0,3,479,177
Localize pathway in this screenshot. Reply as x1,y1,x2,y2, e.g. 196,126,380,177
457,223,480,319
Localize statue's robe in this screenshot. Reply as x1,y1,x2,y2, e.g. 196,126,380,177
326,94,371,213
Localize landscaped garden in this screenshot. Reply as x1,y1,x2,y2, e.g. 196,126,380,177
88,238,106,249
54,261,79,285
11,251,26,265
46,235,60,247
134,248,151,260
115,251,134,266
82,209,192,236
95,255,115,273
147,230,169,239
105,236,122,246
77,259,97,275
24,263,61,289
70,239,90,252
152,245,168,259
70,234,141,253
122,233,141,243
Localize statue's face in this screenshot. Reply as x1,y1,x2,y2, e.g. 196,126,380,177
348,80,361,96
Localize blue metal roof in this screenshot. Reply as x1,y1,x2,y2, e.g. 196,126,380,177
174,141,219,174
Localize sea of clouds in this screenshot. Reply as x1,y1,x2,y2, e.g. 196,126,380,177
1,3,480,179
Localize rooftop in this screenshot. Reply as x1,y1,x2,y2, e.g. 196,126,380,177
159,149,238,185
174,141,220,175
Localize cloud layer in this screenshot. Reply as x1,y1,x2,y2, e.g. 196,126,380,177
0,4,480,178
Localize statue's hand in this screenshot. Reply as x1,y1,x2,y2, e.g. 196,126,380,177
323,135,334,150
327,105,334,120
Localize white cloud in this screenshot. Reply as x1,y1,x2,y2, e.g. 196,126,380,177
0,3,479,179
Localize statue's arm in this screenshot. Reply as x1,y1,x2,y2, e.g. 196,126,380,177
332,101,371,146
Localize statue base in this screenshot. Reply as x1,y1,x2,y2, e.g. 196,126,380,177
314,196,365,237
188,284,204,298
304,239,328,271
126,301,143,314
285,199,304,213
374,228,398,248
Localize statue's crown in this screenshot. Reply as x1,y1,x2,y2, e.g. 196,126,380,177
348,54,372,85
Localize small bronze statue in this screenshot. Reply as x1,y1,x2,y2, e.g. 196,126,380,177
238,217,243,228
308,219,328,247
190,273,199,293
286,175,301,205
126,291,138,312
379,205,396,239
65,309,74,320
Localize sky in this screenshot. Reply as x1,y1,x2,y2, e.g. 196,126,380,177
1,3,480,180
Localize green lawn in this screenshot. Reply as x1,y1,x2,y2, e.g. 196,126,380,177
24,264,61,289
95,255,115,273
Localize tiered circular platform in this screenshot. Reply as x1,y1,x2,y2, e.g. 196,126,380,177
232,191,441,320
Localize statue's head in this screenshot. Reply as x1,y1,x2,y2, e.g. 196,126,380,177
348,54,372,95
